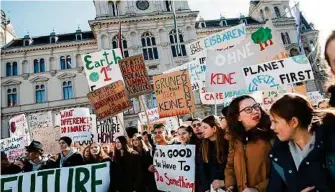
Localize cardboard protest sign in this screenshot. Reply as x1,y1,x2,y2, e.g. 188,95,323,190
205,20,288,93
0,136,26,161
28,111,59,155
141,116,179,133
95,113,124,143
119,54,152,97
0,162,110,192
243,56,314,92
9,114,30,146
81,48,123,91
262,87,291,109
74,114,97,147
154,145,195,192
164,60,203,91
307,91,324,105
138,107,160,124
59,108,92,142
87,80,132,120
186,23,246,59
153,70,195,118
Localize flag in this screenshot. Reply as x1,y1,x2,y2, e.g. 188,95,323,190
116,3,124,57
294,3,305,55
171,0,181,55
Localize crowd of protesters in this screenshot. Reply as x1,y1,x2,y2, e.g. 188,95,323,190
1,31,335,192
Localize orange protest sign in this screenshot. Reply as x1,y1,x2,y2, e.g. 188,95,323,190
119,54,152,97
153,70,195,118
87,80,132,120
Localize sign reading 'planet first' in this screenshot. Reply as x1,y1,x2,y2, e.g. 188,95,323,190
81,49,123,91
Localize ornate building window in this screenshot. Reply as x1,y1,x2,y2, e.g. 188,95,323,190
7,88,17,107
63,81,73,100
60,56,72,70
6,62,18,76
33,59,46,73
112,35,129,57
141,32,159,60
274,6,281,17
169,29,187,57
35,84,46,103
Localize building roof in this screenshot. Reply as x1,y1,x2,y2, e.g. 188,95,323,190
2,31,95,49
195,16,263,29
300,13,313,31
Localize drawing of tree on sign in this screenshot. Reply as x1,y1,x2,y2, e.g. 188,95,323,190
251,27,273,51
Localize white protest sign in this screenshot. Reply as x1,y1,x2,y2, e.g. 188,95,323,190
243,56,314,92
138,108,160,124
307,91,324,105
0,136,26,161
205,20,288,93
95,113,124,143
186,23,246,59
9,114,30,146
164,60,203,91
81,48,123,91
0,162,110,192
162,117,179,132
74,114,97,146
262,87,291,110
59,108,92,142
154,145,195,192
28,111,59,155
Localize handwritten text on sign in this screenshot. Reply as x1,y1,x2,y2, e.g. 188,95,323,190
154,70,195,118
96,113,124,143
1,162,110,192
60,108,92,142
88,80,132,120
243,56,314,92
138,107,159,124
186,23,246,58
119,54,152,97
154,145,195,192
82,49,123,91
0,136,26,161
9,114,30,146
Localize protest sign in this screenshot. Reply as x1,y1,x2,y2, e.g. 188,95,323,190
141,116,179,133
87,80,132,120
307,91,324,105
243,55,314,92
74,115,97,147
81,49,123,91
119,54,152,97
28,111,59,155
205,20,288,93
154,145,195,192
164,60,203,91
59,108,92,142
9,114,30,146
138,108,159,124
95,113,124,143
186,23,246,58
0,136,26,161
0,162,110,192
262,87,291,110
153,70,195,118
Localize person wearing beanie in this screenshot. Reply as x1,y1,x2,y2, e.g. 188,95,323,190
55,136,84,168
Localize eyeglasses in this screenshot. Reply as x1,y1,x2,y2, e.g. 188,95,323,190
192,123,201,128
239,103,261,114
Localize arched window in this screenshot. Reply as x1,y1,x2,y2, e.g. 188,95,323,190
290,48,299,57
50,37,56,43
12,62,18,76
66,55,72,69
274,6,281,17
60,56,66,70
35,84,46,103
281,33,287,44
285,32,291,44
141,32,159,60
108,1,116,16
34,59,39,73
201,23,206,28
260,9,265,21
7,88,17,107
6,62,12,76
165,0,171,11
101,34,109,50
169,29,187,57
60,56,71,70
112,35,129,58
40,59,45,72
63,81,73,100
264,7,271,20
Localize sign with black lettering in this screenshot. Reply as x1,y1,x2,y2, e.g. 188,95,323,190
95,113,124,143
153,145,195,192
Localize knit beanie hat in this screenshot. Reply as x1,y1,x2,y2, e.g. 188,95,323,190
59,136,72,146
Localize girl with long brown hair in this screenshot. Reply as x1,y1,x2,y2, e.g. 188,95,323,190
87,142,112,164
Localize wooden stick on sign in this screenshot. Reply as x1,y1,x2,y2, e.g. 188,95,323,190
139,95,153,133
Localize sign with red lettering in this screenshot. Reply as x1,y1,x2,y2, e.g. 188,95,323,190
0,136,26,161
153,70,195,118
59,108,92,142
262,87,290,110
87,80,133,120
199,81,224,105
119,54,152,97
154,145,195,192
9,114,30,146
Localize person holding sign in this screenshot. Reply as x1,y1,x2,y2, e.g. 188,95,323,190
55,136,84,168
267,94,335,191
225,95,274,192
199,115,229,191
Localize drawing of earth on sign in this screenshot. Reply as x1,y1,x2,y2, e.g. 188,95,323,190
251,27,273,51
292,55,309,64
89,72,99,82
248,75,280,92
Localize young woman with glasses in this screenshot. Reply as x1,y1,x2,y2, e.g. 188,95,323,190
224,95,274,192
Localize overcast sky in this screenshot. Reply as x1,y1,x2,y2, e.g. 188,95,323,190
2,0,334,52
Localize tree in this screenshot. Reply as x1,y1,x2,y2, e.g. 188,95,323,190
251,27,273,51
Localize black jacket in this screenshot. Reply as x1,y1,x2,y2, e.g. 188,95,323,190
1,163,23,175
267,123,335,192
55,150,84,168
